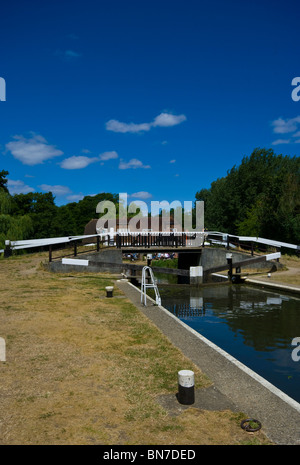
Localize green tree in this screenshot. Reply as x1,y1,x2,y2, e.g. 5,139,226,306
75,193,118,234
195,148,300,244
11,192,58,238
0,189,33,250
52,205,78,237
0,170,9,193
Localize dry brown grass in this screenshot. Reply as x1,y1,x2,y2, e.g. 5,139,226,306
243,254,300,286
269,255,300,286
0,251,272,445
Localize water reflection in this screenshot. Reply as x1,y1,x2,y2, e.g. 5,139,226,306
171,301,206,319
156,284,300,403
161,285,296,352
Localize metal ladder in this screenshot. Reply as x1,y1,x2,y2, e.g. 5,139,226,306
141,266,161,306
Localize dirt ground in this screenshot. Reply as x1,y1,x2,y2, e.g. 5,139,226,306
266,255,300,285
242,254,300,287
0,251,279,445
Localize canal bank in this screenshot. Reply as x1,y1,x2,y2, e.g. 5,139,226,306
116,279,300,445
245,276,300,295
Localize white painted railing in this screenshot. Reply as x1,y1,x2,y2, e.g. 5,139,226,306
141,266,161,306
1,230,298,254
0,233,107,253
207,232,299,251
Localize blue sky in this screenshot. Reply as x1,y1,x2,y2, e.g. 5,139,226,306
1,0,300,209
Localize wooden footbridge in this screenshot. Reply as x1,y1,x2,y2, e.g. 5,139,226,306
115,231,205,250
3,230,298,255
2,231,298,284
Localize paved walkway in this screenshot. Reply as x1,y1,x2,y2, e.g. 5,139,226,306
116,279,300,445
244,275,300,295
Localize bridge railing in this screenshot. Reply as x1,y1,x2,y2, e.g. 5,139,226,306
1,233,110,261
206,232,299,255
1,231,206,260
115,232,206,248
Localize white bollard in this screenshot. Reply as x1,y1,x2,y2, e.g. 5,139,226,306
189,266,203,285
178,370,195,405
105,286,114,298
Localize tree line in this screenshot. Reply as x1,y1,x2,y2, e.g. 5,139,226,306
195,148,300,244
0,171,119,249
0,147,299,250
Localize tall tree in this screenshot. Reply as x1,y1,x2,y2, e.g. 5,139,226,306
0,188,33,249
11,192,58,238
195,148,300,244
0,170,9,193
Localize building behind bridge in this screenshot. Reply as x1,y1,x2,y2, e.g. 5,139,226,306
84,216,184,243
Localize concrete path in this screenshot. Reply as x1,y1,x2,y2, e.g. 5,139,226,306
245,275,300,295
116,279,300,445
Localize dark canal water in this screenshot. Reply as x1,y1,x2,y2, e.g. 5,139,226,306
152,283,300,404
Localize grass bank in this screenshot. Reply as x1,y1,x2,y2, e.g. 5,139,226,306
0,251,272,445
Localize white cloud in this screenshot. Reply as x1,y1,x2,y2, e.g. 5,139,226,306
272,139,291,145
170,159,176,163
39,184,72,196
66,194,85,202
270,116,300,145
7,179,34,195
152,112,186,128
60,151,119,169
129,191,152,199
60,155,98,169
119,158,151,170
106,120,152,133
271,116,300,134
5,134,63,166
99,151,119,161
106,112,186,134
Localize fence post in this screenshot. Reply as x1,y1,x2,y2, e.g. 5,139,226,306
49,244,52,262
4,240,12,258
178,370,195,405
226,253,233,280
74,240,77,257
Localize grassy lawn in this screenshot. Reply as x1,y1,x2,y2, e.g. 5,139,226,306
0,251,272,445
